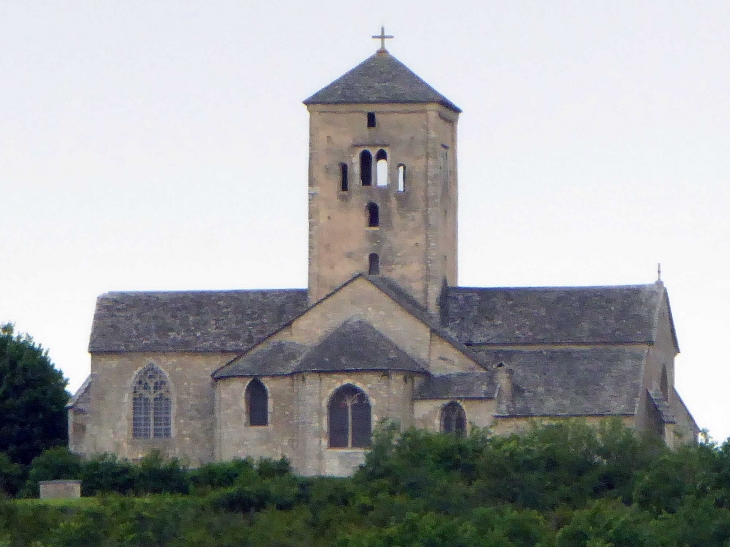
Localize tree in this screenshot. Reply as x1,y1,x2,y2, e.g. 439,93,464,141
0,324,68,466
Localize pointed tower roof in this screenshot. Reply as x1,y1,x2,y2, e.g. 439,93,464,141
304,50,461,113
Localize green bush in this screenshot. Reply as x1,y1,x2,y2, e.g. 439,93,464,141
80,453,136,496
21,446,82,497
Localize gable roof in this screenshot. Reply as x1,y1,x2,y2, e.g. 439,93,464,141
441,283,671,347
470,347,647,417
214,319,426,379
303,50,461,113
89,289,308,352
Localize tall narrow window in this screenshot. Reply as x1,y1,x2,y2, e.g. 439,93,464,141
368,253,380,275
246,378,268,426
367,112,376,128
441,145,449,187
360,150,372,186
441,402,466,436
397,164,406,192
339,163,348,192
375,149,388,187
329,384,371,448
366,202,379,227
133,365,172,439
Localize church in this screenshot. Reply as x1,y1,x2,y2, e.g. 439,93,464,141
68,35,698,476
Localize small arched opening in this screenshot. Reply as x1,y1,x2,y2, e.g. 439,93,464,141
366,202,379,227
397,164,406,192
367,112,376,128
375,149,388,187
368,253,380,275
360,150,372,186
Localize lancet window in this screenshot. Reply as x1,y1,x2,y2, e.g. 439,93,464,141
132,365,172,439
329,384,371,448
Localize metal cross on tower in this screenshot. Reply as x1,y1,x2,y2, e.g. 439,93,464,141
372,26,394,51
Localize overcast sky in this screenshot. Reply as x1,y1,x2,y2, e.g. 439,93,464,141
1,1,728,441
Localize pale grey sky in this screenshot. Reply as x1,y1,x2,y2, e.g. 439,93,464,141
1,2,728,440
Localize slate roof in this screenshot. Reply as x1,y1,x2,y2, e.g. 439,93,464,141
441,283,669,347
89,289,308,352
469,347,647,417
304,50,461,113
214,320,427,379
414,372,496,400
213,341,307,379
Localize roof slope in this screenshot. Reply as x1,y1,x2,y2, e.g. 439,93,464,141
414,371,496,400
214,341,307,378
214,320,427,378
293,320,427,374
89,289,308,352
441,283,666,346
304,50,460,112
471,347,647,416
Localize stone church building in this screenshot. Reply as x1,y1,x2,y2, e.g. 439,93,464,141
68,41,698,476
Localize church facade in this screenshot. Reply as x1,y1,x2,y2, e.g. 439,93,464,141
68,43,698,476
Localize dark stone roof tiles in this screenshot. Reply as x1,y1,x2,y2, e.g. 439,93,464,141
304,51,460,112
214,320,427,378
293,320,427,374
414,371,496,400
441,284,666,346
89,289,308,353
214,341,307,379
471,347,647,417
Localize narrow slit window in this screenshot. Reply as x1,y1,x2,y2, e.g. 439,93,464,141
360,150,372,186
375,149,388,187
339,163,348,192
367,112,376,128
368,253,380,275
397,164,406,192
366,202,379,227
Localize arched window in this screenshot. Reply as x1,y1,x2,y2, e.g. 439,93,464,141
367,112,376,128
360,150,372,186
246,378,268,426
375,149,388,187
132,365,172,439
440,402,466,436
339,163,348,192
366,202,379,227
368,253,380,275
397,164,406,192
329,384,371,448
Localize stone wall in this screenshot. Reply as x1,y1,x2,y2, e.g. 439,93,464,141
84,352,233,465
39,480,81,499
306,103,458,313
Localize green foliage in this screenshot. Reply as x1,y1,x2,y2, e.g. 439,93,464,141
80,453,136,496
0,324,68,466
21,446,82,497
0,453,24,498
0,420,729,545
134,451,190,495
189,458,256,492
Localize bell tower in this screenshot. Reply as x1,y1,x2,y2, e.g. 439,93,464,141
303,34,461,314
